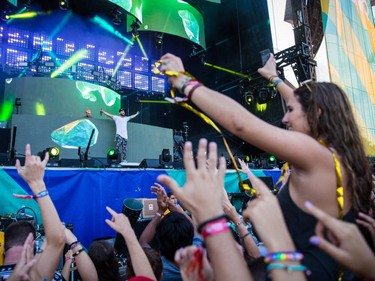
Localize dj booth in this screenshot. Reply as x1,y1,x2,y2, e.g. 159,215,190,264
0,167,281,248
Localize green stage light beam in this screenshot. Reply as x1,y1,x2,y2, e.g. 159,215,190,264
91,16,134,45
0,99,14,121
134,35,148,59
113,41,134,77
51,49,88,78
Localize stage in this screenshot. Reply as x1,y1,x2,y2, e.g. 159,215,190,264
0,167,281,247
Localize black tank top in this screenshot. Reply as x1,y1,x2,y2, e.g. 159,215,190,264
277,182,356,281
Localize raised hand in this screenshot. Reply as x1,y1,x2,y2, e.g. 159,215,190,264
157,139,226,223
356,211,375,247
150,183,168,213
15,144,48,190
175,246,214,281
238,158,249,174
105,206,133,238
257,53,278,81
242,170,295,252
305,201,375,278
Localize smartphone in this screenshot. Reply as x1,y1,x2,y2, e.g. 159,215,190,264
259,49,271,66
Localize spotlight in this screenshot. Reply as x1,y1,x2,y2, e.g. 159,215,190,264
244,91,254,105
267,154,277,168
107,148,120,165
38,146,60,162
159,148,173,169
48,147,60,159
59,0,69,10
257,88,270,104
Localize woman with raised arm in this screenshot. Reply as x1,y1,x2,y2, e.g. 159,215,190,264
159,53,374,280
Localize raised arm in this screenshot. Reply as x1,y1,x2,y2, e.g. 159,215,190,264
64,228,98,281
15,144,66,281
242,170,307,281
158,139,253,281
138,183,168,247
100,108,114,119
159,53,325,172
257,53,295,103
105,206,156,280
129,111,140,120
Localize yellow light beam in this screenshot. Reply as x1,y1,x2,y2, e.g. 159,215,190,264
51,49,88,78
203,62,251,79
134,35,148,59
113,41,134,77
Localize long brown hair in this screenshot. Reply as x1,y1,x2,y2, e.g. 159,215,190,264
294,82,373,214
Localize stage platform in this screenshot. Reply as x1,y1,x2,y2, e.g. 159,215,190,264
0,167,281,247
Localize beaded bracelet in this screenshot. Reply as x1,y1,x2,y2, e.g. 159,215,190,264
266,263,310,274
264,251,303,263
13,189,49,199
72,248,84,258
155,212,162,217
197,214,228,234
201,218,230,239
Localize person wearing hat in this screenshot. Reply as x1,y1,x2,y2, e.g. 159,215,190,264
100,108,139,164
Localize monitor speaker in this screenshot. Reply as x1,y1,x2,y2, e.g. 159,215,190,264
139,159,160,168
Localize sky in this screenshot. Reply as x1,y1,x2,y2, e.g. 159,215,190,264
267,0,331,86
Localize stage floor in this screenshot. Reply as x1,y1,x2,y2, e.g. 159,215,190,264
0,167,281,247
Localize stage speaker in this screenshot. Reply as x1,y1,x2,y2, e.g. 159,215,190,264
139,159,160,169
0,128,11,153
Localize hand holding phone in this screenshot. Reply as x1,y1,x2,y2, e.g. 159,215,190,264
259,49,271,66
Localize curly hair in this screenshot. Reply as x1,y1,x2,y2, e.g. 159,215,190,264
294,82,373,215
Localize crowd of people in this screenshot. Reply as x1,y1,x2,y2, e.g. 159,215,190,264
1,52,374,281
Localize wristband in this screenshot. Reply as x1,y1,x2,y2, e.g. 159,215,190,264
13,189,49,200
179,77,193,94
266,263,310,275
268,75,278,83
186,81,203,101
264,251,303,263
197,214,228,234
155,212,162,217
69,241,80,250
72,248,84,258
201,219,230,239
273,78,283,87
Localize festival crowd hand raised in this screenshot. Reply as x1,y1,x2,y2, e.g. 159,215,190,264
305,201,375,278
15,144,48,188
157,139,227,223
